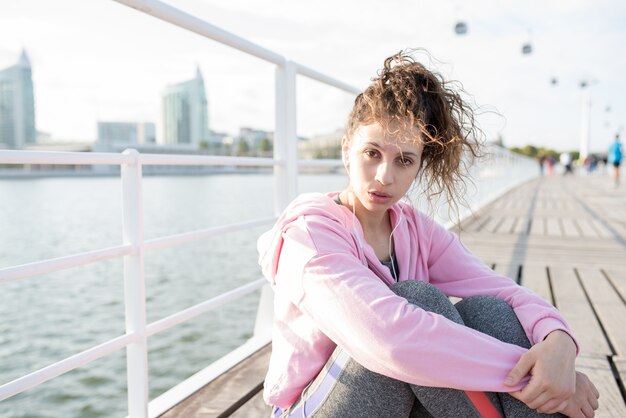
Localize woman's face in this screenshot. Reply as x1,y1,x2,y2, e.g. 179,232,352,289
344,121,423,217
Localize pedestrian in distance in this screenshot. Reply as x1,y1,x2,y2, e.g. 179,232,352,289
546,155,556,176
608,134,623,187
538,152,546,176
258,50,599,418
560,152,574,175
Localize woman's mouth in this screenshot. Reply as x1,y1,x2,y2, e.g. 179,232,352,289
368,191,391,203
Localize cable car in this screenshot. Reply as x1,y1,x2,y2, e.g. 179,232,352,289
454,21,468,35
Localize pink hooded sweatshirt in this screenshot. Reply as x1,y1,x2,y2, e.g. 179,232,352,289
257,192,576,409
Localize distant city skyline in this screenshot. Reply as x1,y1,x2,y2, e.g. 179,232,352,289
1,0,625,152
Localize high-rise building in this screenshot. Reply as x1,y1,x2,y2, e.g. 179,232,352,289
0,49,36,149
161,67,209,147
97,121,156,148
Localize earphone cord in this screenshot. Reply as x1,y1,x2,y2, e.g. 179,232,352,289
388,210,403,281
349,191,366,263
347,190,402,279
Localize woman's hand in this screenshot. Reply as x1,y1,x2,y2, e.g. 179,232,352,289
556,371,600,418
505,330,577,410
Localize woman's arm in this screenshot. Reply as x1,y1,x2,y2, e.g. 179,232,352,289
421,218,599,414
425,218,578,350
277,215,531,392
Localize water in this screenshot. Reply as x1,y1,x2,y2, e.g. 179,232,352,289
0,173,348,418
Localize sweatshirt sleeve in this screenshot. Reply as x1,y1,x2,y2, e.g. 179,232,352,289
424,217,578,351
277,215,532,392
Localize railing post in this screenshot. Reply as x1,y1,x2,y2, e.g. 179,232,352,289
121,149,149,418
274,60,298,214
253,284,274,341
254,60,298,342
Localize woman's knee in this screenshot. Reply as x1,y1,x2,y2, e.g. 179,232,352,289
455,296,531,348
309,347,415,417
390,281,463,325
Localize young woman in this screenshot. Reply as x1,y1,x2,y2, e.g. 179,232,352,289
258,51,599,417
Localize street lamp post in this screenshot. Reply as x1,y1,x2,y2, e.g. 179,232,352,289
579,81,591,162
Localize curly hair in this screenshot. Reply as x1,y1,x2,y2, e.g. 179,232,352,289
345,49,483,218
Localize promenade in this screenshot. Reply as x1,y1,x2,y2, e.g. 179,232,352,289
163,173,626,417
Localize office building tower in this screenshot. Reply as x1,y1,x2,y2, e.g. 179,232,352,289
0,49,36,149
161,67,209,147
97,121,156,148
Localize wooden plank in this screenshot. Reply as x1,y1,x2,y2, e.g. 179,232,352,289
230,391,271,418
575,354,626,418
609,221,626,240
512,217,530,235
563,200,575,211
160,345,271,418
577,268,626,356
545,218,563,237
604,269,626,302
591,219,614,239
549,267,611,355
482,216,504,233
520,265,552,304
465,215,491,233
495,217,516,234
493,263,519,283
529,218,545,236
577,219,600,238
492,199,506,210
614,356,626,404
459,233,623,250
460,244,626,268
561,218,580,237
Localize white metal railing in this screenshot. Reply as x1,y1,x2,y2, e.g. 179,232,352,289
0,151,281,413
0,1,539,417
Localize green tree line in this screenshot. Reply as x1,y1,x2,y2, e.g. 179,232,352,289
509,144,579,161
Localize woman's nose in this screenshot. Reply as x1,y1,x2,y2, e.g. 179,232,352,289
375,162,393,185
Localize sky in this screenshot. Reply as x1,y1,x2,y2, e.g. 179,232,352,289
1,0,625,152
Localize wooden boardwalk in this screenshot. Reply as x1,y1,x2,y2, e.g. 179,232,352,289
457,174,626,417
162,174,626,417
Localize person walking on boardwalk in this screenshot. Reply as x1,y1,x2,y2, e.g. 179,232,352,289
538,152,546,176
258,50,599,418
560,152,574,175
608,134,623,186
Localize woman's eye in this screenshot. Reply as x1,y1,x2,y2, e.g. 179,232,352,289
398,158,413,166
364,150,379,158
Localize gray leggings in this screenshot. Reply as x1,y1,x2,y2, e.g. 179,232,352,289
277,280,564,418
